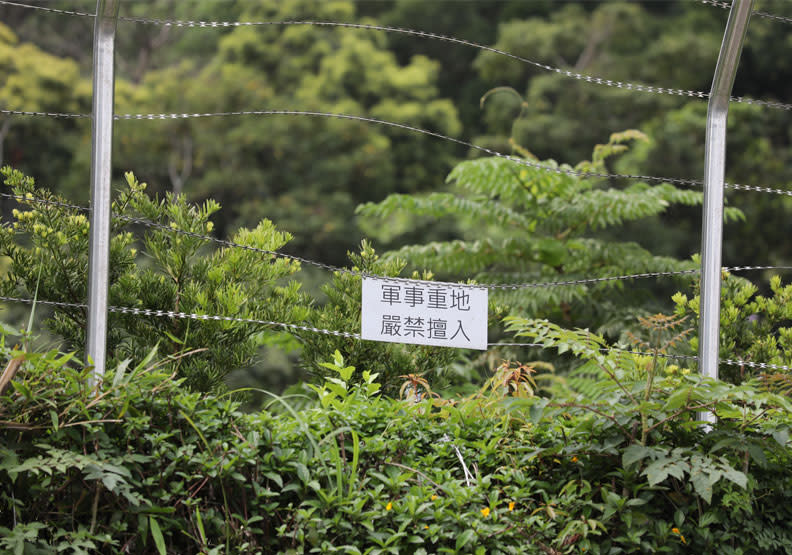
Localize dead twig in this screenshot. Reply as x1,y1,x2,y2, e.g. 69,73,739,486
0,356,23,396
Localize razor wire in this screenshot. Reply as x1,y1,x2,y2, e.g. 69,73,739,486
1,1,792,112
0,0,94,18
4,106,792,199
110,18,792,112
7,0,791,27
0,294,360,339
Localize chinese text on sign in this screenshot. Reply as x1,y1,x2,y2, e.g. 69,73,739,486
361,277,488,350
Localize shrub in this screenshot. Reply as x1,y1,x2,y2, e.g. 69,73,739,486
2,334,792,553
673,272,792,385
0,167,310,391
296,240,460,395
357,131,743,338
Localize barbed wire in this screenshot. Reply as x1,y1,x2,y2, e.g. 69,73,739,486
0,294,360,339
4,106,792,199
0,108,88,119
69,213,792,289
3,188,791,290
490,341,792,372
0,0,93,18
2,1,791,112
6,0,789,29
0,191,89,212
701,0,792,25
88,20,792,112
101,214,713,290
2,293,789,371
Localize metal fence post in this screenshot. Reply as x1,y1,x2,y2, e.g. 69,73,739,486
699,0,753,421
87,0,121,385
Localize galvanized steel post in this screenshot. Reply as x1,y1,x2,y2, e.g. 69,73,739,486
699,0,753,419
87,0,120,385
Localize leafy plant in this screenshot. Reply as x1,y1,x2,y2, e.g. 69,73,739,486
358,131,743,339
2,331,792,553
295,240,460,394
0,167,310,391
673,272,792,385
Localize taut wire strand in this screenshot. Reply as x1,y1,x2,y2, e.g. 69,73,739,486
6,0,791,27
1,0,791,110
0,293,789,371
3,107,792,198
1,191,791,290
701,0,792,25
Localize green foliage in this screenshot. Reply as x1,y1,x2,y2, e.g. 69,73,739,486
109,0,462,265
501,315,792,552
0,20,90,184
295,240,459,395
673,272,792,386
3,330,792,553
359,132,739,336
0,167,309,391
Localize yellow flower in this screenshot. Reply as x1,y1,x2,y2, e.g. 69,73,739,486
424,525,429,530
431,495,438,501
385,502,392,511
481,507,490,517
672,528,687,544
508,501,515,511
672,528,680,535
571,456,579,463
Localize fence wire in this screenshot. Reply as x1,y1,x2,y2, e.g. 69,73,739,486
8,0,792,27
2,189,791,290
1,1,791,112
701,0,792,25
492,341,792,373
4,107,792,199
3,0,792,375
0,294,360,339
2,293,790,372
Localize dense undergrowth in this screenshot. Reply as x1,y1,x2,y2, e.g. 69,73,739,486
1,161,791,553
2,323,792,554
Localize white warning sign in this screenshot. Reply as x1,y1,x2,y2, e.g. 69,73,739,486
361,277,488,350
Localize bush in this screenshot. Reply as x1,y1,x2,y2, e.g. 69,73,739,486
0,167,310,391
673,272,792,385
296,240,460,395
0,167,468,394
2,332,792,553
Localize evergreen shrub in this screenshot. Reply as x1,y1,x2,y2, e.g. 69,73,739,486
2,335,791,554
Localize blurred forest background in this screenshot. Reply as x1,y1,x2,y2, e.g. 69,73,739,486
2,0,792,392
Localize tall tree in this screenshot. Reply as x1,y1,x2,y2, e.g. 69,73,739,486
114,0,462,265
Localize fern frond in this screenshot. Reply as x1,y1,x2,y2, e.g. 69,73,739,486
562,238,697,276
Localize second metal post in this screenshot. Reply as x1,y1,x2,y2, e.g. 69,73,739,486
86,0,121,385
699,0,753,406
